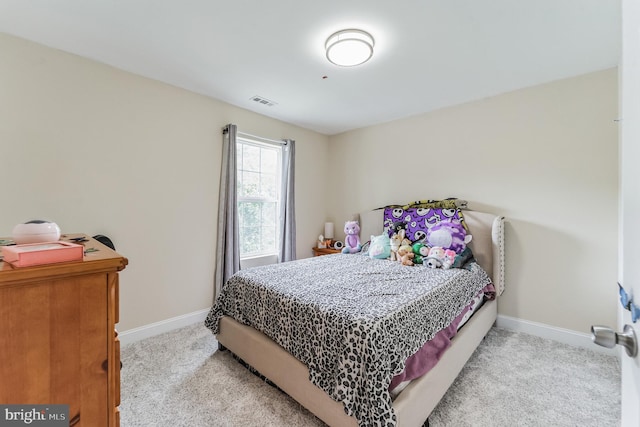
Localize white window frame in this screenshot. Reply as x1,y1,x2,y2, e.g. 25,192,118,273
236,136,282,260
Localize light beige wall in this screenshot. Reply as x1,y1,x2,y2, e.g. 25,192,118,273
327,69,619,333
0,33,330,331
0,31,618,335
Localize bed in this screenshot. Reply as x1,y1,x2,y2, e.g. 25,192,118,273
205,206,505,427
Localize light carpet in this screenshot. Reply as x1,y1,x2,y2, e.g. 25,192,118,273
120,323,620,427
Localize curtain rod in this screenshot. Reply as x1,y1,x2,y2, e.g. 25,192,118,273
237,131,287,146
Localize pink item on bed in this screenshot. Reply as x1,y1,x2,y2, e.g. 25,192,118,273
389,284,495,392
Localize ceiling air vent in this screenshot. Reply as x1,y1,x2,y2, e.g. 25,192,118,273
250,95,277,107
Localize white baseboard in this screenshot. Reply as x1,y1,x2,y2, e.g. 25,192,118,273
118,308,210,346
496,314,619,357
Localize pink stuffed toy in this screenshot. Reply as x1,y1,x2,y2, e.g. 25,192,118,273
423,246,456,269
341,221,362,254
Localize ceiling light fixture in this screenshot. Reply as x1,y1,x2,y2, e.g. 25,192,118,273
325,29,374,67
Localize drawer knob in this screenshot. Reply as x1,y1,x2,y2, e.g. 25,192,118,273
101,360,124,371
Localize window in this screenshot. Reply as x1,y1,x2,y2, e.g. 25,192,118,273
237,138,281,258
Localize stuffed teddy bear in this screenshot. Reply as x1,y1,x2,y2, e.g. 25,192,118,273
397,245,415,266
426,218,472,254
368,234,391,259
423,246,456,269
341,220,362,254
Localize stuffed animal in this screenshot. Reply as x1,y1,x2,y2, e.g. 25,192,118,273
411,242,431,264
397,246,415,266
369,234,391,259
389,231,401,261
426,218,472,254
389,220,407,237
424,257,441,268
423,246,456,269
389,229,411,261
424,247,444,268
341,220,362,254
442,248,456,268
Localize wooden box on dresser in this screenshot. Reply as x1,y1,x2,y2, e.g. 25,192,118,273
0,234,128,427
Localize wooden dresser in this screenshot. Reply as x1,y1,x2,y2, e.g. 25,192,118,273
0,234,128,427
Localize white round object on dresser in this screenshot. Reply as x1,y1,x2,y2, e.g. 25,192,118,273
12,220,61,244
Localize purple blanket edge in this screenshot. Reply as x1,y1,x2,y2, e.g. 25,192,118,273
389,283,496,391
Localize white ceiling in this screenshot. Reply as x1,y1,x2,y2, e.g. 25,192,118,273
0,0,621,135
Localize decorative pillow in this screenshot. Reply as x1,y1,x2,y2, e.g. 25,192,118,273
451,246,475,269
383,205,467,242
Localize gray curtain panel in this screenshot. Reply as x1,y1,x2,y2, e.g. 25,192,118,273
279,139,296,262
214,124,241,300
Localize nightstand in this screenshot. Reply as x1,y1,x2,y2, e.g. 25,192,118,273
312,247,341,256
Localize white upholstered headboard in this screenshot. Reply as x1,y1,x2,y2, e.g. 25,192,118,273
358,209,505,296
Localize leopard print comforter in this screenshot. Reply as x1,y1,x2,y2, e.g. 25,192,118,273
205,254,492,426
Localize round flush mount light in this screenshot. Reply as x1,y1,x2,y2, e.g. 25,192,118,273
325,29,375,67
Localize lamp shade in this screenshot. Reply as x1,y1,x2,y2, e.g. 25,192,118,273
325,29,374,67
324,222,334,239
